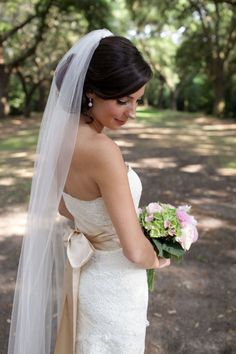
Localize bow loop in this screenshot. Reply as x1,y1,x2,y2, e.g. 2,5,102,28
66,229,95,269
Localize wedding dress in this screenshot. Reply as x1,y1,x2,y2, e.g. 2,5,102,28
54,164,149,354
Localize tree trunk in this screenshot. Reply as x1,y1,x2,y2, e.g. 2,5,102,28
23,85,39,117
212,78,225,117
212,59,225,117
23,93,32,117
170,89,177,111
157,82,165,109
0,63,11,118
37,81,48,111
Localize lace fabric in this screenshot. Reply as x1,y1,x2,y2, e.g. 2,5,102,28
62,167,149,354
76,248,149,354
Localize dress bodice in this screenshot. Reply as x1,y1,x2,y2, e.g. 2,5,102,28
62,164,142,250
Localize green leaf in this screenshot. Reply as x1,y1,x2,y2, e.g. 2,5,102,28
151,238,185,259
161,241,185,258
152,239,164,257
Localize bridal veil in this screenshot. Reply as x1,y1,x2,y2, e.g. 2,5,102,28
8,29,113,354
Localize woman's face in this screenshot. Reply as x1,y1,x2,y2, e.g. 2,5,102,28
87,85,145,132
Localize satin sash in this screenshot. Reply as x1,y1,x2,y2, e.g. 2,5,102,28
54,229,95,354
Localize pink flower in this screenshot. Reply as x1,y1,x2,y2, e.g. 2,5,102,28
146,202,162,215
176,210,197,227
164,220,171,228
176,225,198,250
145,214,154,222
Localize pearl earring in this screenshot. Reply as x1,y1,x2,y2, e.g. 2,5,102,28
88,97,93,108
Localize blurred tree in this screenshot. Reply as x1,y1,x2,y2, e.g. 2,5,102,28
178,0,236,116
10,7,89,116
0,0,112,118
0,0,53,118
125,0,180,109
125,0,236,117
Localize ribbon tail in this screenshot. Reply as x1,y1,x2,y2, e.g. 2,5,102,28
54,230,95,354
72,267,80,353
54,262,74,354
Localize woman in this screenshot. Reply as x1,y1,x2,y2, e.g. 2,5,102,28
8,29,170,354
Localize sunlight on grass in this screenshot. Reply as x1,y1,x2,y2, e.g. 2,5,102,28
0,109,235,213
136,107,236,171
0,210,27,237
0,177,15,186
131,157,177,169
0,133,38,151
227,161,236,168
217,167,236,176
180,164,203,173
136,107,198,126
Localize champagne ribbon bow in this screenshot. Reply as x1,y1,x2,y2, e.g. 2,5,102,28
54,229,95,354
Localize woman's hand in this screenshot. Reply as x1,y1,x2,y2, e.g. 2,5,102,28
152,256,171,269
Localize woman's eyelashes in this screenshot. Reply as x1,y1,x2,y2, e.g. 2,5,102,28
117,99,128,105
117,98,143,105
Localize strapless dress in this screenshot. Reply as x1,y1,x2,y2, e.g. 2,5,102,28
54,165,149,354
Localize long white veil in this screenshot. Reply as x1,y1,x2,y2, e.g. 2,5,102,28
8,29,113,354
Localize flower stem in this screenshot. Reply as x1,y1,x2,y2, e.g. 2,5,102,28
147,269,156,292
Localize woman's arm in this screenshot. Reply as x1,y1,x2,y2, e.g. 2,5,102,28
91,135,168,270
58,197,74,222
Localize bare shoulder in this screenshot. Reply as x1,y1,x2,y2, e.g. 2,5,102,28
90,133,125,171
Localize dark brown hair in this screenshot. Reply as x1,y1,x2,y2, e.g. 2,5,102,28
55,36,152,114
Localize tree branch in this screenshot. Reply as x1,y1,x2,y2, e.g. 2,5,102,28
224,13,236,60
138,38,167,86
189,0,211,43
15,68,28,95
0,13,37,44
213,0,221,56
215,0,236,6
10,0,53,67
188,0,214,63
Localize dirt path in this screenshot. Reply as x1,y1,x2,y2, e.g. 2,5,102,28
0,113,236,354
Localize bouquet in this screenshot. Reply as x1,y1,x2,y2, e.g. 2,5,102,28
139,202,198,291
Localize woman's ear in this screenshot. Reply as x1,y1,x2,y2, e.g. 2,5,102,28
87,94,96,101
85,89,95,101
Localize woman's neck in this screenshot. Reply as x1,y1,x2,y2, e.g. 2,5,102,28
81,114,104,133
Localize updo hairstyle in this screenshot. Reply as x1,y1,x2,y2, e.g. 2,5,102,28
55,36,152,115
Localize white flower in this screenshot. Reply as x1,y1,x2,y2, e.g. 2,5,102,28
176,224,198,251
146,202,162,214
177,205,191,213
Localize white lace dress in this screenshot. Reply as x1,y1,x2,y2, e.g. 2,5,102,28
62,165,149,354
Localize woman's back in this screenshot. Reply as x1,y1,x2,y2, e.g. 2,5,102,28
63,118,104,201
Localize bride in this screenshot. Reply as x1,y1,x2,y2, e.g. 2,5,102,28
8,29,170,354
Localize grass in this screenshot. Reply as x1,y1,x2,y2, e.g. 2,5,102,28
0,132,38,151
136,107,200,126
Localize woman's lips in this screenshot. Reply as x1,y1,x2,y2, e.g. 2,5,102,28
114,118,126,125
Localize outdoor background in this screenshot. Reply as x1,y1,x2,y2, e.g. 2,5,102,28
0,1,236,353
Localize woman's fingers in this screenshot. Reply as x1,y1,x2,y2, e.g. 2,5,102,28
158,258,171,268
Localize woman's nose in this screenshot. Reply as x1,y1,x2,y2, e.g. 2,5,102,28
127,103,136,119
128,112,136,119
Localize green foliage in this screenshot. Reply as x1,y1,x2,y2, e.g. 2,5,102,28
0,131,38,151
2,0,236,118
0,0,113,116
136,106,198,126
9,75,25,114
140,207,182,238
177,74,214,113
125,0,236,118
